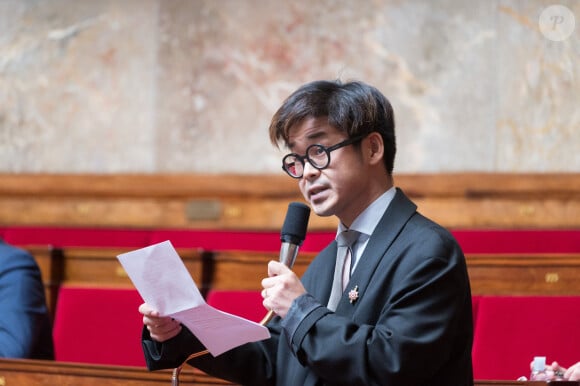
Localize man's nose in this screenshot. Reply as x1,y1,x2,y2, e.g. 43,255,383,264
302,160,319,178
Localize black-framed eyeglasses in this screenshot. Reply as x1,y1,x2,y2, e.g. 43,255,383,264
282,135,365,178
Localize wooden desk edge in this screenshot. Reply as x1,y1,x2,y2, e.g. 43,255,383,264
0,358,208,384
1,359,579,386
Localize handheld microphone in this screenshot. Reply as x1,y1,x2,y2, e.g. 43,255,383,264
278,201,311,268
259,202,310,326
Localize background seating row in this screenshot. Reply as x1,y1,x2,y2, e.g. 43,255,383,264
5,229,578,319
1,172,579,383
49,285,580,381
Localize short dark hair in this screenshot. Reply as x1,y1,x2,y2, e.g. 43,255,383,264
268,79,396,175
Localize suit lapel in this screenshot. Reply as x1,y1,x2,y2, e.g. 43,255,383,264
336,188,417,312
308,243,339,305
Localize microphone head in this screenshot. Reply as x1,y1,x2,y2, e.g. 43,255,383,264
280,202,311,245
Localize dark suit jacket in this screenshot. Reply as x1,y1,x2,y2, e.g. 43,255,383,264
0,240,54,359
143,189,473,385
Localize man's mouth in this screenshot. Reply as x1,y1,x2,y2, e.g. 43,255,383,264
308,185,327,200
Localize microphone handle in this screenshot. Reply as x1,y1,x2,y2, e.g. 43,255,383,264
279,241,300,267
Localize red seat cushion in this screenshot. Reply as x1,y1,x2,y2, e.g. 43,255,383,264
205,290,266,323
52,286,145,367
472,296,580,380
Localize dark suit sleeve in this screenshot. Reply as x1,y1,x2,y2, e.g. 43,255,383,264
0,245,53,359
142,320,279,386
142,325,203,370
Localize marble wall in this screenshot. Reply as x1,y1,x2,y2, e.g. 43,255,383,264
0,0,578,174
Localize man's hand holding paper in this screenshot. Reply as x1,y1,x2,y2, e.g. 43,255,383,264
117,240,270,356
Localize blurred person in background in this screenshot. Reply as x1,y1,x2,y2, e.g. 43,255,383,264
0,238,54,359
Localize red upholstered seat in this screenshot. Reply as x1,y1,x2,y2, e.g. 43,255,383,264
52,286,146,367
472,296,580,380
205,290,266,323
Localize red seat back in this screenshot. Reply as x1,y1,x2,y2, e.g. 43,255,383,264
52,286,145,367
472,296,580,380
205,290,266,323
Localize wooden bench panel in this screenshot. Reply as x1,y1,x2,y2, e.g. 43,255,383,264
0,358,223,386
207,251,580,295
25,243,580,316
1,173,579,230
6,195,577,229
209,251,315,291
23,245,62,320
467,254,580,295
57,246,205,287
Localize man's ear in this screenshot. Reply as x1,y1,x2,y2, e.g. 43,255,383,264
366,132,384,165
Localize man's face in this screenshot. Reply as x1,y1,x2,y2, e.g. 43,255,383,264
286,116,371,226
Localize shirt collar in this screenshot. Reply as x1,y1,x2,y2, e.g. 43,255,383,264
337,186,397,239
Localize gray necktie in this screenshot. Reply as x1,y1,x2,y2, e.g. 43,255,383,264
327,229,359,311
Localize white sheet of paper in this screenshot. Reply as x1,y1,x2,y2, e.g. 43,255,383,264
117,240,270,356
